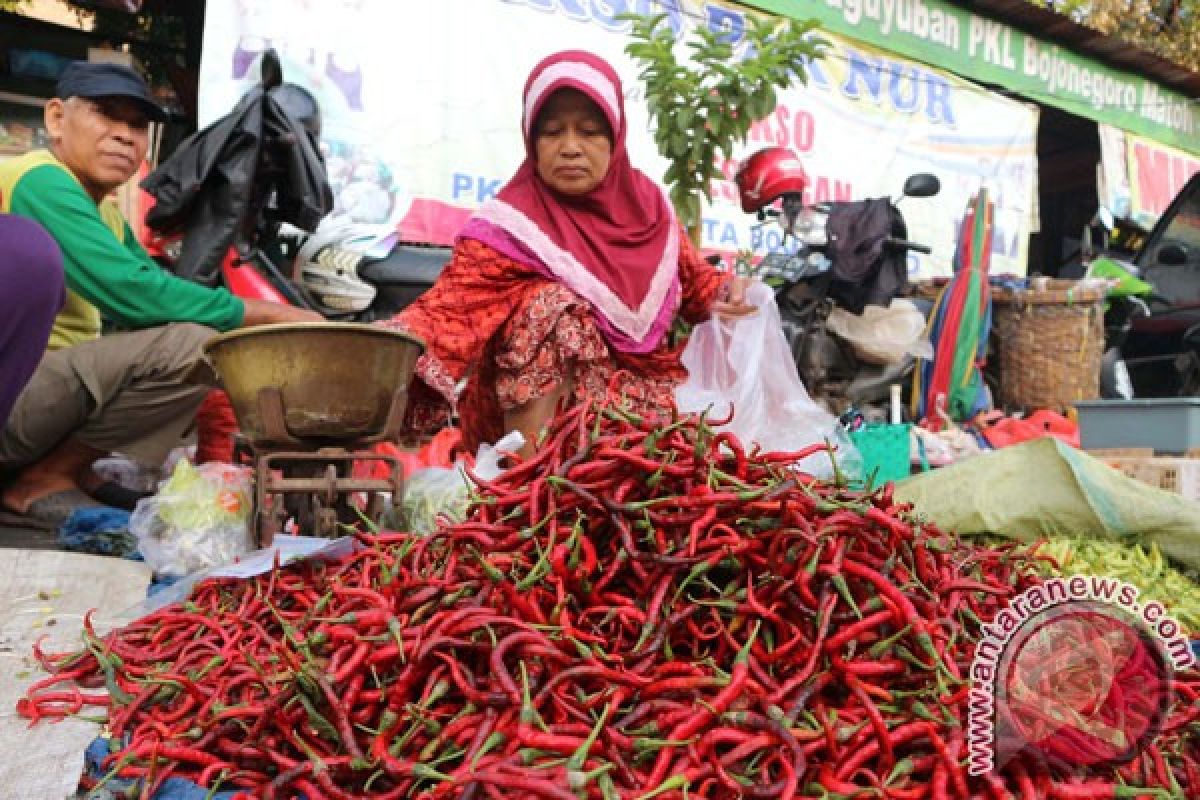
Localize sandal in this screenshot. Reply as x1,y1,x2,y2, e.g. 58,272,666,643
6,488,103,531
90,481,154,512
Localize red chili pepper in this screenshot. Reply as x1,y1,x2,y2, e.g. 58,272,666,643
16,400,1195,798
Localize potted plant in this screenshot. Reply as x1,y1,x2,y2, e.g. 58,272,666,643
621,11,827,244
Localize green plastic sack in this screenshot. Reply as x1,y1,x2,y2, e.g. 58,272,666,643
895,437,1200,571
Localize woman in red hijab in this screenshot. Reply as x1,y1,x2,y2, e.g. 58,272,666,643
383,50,753,453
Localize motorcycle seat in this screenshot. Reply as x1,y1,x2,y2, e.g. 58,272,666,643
360,245,451,287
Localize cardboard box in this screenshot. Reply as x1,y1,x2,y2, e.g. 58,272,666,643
1087,448,1156,459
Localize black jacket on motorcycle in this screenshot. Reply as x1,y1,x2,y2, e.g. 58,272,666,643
824,198,907,314
140,86,333,285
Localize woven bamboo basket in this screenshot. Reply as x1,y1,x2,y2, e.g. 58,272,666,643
989,279,1106,412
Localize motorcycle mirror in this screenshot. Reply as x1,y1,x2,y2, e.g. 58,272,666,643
261,48,283,91
1158,243,1189,266
902,173,940,198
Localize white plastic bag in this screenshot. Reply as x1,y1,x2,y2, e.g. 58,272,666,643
676,282,860,479
397,431,525,535
398,467,468,535
130,460,254,577
125,535,359,620
92,453,161,492
825,299,933,365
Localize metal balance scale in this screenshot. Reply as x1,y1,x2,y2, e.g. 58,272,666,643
203,323,425,546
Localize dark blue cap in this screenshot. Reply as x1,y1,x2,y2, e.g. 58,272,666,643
55,61,167,122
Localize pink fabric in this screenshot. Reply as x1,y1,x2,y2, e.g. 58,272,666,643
458,216,680,354
457,50,680,353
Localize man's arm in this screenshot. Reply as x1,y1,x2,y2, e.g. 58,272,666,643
122,223,321,326
10,164,246,332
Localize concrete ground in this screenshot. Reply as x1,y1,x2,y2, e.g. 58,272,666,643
0,511,59,550
0,550,152,798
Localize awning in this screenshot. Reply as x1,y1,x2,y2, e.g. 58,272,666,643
740,0,1200,157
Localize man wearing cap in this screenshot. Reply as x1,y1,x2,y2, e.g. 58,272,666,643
0,61,319,526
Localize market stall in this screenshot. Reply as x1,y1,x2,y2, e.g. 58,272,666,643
3,3,1200,798
13,391,1200,798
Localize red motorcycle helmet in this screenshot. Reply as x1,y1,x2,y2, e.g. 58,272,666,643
734,147,809,213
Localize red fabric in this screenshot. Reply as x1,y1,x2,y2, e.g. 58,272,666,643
384,236,728,453
195,389,239,464
351,430,464,482
493,50,675,312
491,281,680,421
977,410,1080,449
396,197,473,246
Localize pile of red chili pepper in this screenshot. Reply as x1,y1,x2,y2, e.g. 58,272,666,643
19,402,1200,799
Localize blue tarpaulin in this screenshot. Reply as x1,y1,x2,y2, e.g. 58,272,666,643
84,736,242,799
58,507,140,559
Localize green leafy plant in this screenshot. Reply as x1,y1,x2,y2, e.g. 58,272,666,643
620,11,828,243
1031,0,1198,71
68,0,192,87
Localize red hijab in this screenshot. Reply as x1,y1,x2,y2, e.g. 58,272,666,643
461,50,681,353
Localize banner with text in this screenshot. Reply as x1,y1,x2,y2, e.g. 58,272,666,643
745,0,1200,157
1099,124,1200,230
200,0,1038,278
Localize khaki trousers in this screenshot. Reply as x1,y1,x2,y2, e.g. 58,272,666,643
0,323,216,470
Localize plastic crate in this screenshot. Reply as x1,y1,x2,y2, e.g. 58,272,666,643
1091,455,1200,502
850,423,912,487
1074,398,1200,455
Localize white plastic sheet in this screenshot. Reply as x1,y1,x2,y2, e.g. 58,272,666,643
0,550,151,799
826,298,933,365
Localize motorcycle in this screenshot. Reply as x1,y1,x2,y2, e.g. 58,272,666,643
284,215,450,321
138,48,452,493
733,147,940,417
1180,323,1200,397
1081,181,1199,399
1085,247,1154,400
141,49,448,321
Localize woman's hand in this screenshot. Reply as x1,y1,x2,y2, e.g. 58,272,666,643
712,275,759,320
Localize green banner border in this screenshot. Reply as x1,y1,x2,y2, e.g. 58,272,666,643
738,0,1200,155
